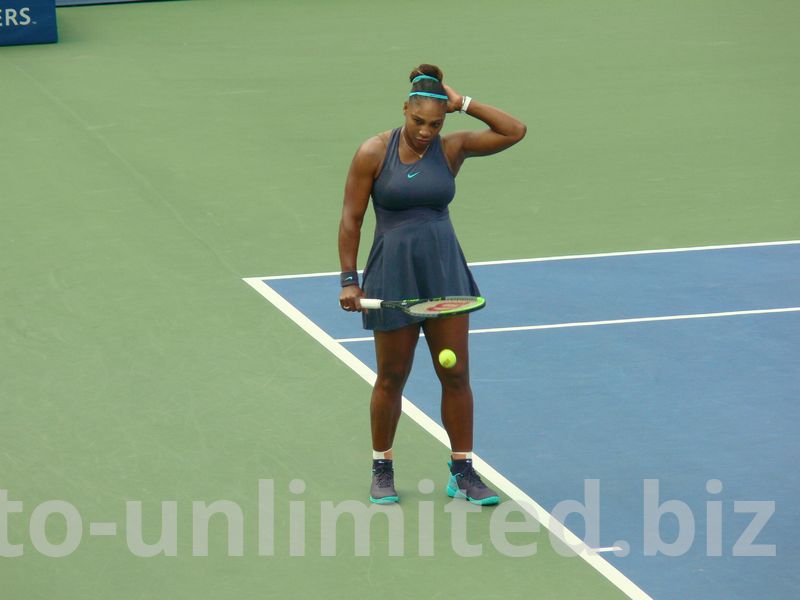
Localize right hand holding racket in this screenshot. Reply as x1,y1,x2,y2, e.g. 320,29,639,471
339,285,365,312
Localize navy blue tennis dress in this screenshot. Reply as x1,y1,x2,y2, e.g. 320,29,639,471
361,128,480,331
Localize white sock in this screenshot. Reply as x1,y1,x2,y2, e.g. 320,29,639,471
373,448,392,460
451,451,473,460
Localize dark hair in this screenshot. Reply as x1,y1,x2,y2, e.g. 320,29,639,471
408,63,447,102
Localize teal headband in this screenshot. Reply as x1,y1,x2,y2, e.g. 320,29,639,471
409,91,449,100
409,73,448,100
412,74,439,84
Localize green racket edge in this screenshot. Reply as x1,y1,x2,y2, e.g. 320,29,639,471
409,296,486,317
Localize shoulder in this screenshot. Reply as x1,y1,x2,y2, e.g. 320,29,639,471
351,130,393,176
357,130,392,158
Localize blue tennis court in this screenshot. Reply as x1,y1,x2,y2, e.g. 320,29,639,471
247,241,800,600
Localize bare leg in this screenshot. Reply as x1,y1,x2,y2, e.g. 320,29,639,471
371,323,421,453
422,315,472,453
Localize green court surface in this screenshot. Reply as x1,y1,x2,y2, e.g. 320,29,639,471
1,1,797,598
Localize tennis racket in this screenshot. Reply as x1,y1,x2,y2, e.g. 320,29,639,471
359,296,485,317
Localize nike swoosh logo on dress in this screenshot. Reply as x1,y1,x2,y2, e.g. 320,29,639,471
407,172,421,179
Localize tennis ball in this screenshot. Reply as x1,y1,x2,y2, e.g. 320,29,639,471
438,348,457,369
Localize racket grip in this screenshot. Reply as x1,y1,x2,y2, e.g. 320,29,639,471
359,299,382,309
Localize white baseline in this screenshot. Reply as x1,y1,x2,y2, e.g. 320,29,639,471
258,239,800,281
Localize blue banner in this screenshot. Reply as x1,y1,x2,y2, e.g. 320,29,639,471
0,0,58,46
56,1,155,5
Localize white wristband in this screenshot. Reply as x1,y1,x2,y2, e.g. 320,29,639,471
460,95,472,114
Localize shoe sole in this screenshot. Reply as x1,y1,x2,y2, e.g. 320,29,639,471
369,495,400,504
447,483,500,506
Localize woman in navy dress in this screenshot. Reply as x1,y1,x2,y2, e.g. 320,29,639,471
337,64,526,505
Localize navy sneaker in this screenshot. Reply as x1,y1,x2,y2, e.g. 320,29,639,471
370,459,399,504
447,459,500,505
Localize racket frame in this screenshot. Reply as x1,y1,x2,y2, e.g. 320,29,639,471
359,296,485,317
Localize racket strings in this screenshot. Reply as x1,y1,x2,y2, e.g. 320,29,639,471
406,297,484,316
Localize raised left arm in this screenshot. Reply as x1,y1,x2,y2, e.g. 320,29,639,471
442,83,527,164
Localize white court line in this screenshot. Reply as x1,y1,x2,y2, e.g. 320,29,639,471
592,546,624,554
257,239,800,281
334,307,800,343
468,239,800,267
243,276,654,600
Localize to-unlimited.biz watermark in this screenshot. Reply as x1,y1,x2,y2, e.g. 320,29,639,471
0,478,776,558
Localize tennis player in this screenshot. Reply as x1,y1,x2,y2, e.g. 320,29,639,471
337,64,526,505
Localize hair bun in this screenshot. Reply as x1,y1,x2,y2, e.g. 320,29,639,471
409,63,444,83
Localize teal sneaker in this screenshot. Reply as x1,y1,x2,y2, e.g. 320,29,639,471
447,459,500,505
370,459,399,504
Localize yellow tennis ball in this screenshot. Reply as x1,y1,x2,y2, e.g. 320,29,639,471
438,349,457,369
